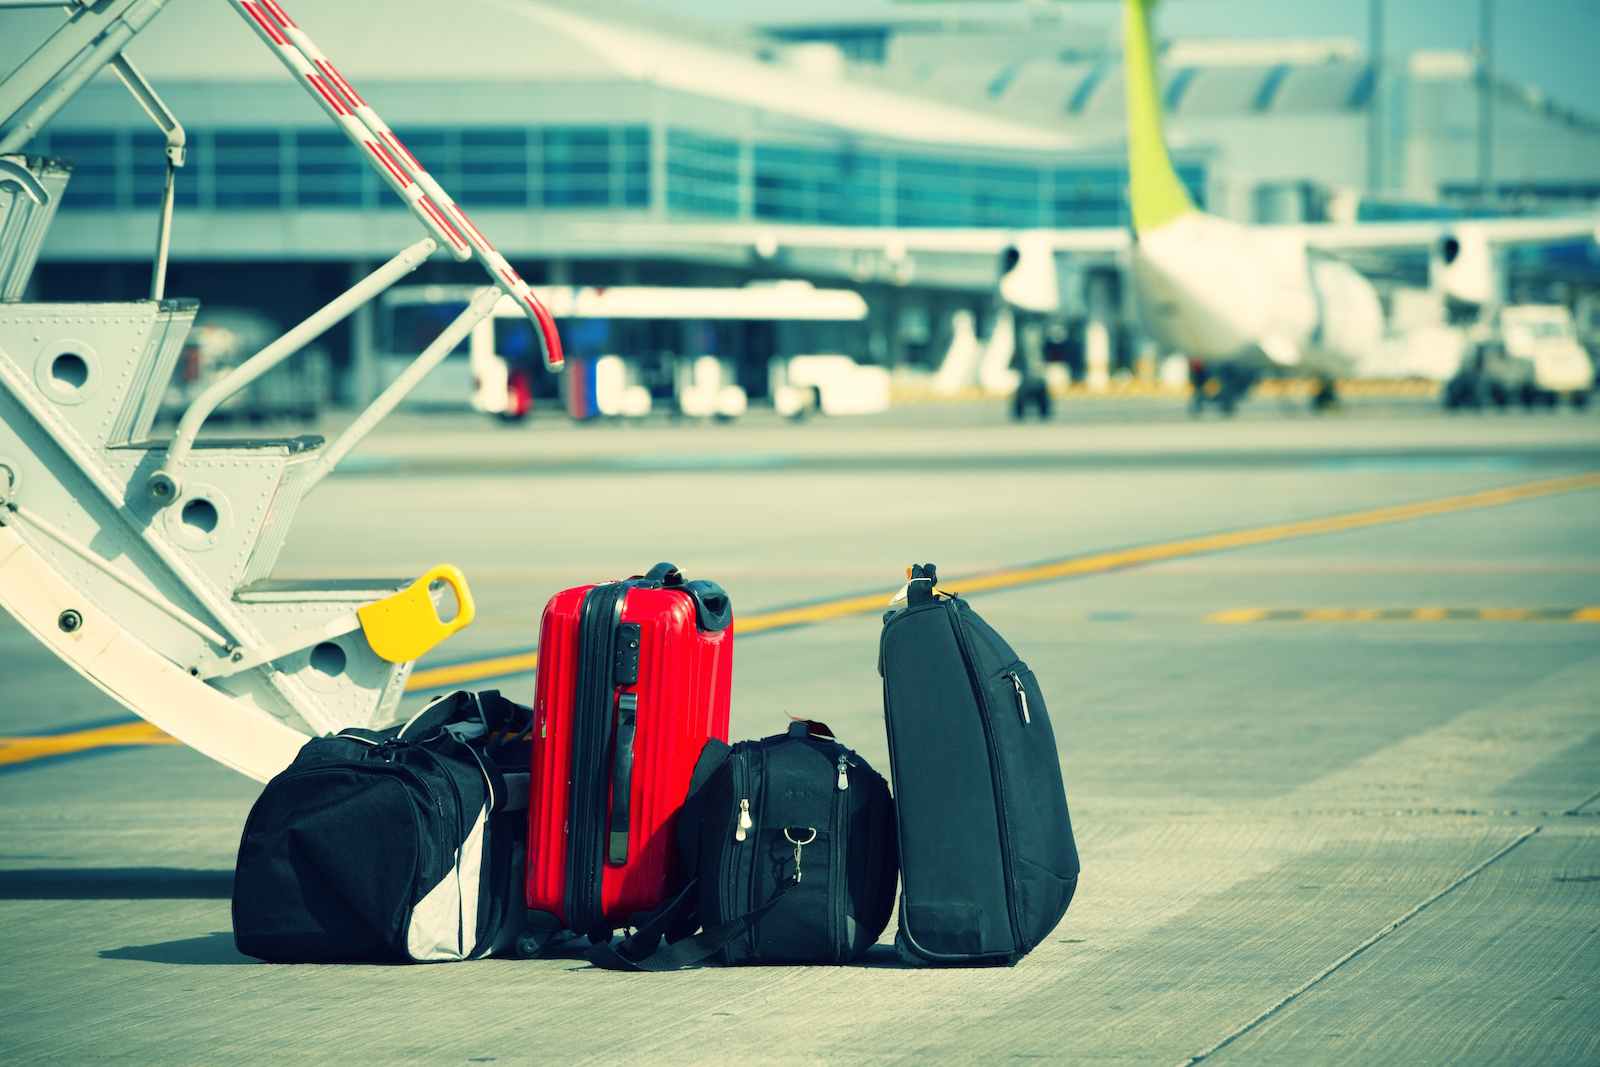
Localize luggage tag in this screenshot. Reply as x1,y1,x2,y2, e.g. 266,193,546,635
197,564,475,678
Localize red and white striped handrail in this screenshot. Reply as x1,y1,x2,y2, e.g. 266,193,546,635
228,0,564,369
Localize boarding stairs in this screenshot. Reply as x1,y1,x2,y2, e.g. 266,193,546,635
0,0,563,780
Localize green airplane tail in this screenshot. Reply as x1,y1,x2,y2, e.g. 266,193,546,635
1124,0,1196,235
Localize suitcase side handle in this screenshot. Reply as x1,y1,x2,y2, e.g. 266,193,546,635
608,691,639,864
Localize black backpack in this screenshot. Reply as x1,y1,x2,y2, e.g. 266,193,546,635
585,720,897,970
233,690,532,963
880,564,1078,965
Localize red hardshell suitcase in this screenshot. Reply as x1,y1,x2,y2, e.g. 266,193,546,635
526,563,732,939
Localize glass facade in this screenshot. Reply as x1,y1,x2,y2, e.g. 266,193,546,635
35,125,1205,228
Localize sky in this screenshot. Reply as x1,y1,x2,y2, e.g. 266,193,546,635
634,0,1600,120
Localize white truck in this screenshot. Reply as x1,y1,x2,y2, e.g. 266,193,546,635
1445,304,1594,410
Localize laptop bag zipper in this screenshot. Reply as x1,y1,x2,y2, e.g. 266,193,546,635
946,601,1025,956
1008,671,1030,724
832,748,849,962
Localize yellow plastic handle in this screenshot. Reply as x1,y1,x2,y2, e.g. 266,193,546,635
357,564,476,663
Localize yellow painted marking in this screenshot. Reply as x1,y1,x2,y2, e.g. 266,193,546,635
1202,608,1270,625
0,720,178,766
408,469,1600,689
407,649,540,691
1207,607,1600,624
16,470,1600,766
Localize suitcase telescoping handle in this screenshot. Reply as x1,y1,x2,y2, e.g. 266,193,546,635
609,692,638,864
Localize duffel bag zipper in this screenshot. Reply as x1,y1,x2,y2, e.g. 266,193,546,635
947,602,1025,956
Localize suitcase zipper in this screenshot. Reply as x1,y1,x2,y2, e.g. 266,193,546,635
947,602,1025,956
1008,671,1031,725
567,581,627,937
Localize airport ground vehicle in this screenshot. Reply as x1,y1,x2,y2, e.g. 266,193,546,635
379,281,873,420
1444,305,1594,410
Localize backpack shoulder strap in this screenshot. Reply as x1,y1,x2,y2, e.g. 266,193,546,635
584,878,793,972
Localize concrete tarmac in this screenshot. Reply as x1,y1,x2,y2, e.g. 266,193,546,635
3,397,1598,1064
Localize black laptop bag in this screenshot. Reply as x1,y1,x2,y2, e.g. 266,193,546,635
585,720,898,969
880,564,1078,965
233,690,532,963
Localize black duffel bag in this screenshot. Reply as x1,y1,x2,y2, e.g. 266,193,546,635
233,690,532,963
585,719,897,970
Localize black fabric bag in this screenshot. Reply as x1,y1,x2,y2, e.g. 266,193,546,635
233,690,532,963
585,720,897,970
880,564,1078,965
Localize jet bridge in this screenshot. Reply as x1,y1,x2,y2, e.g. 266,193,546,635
0,0,564,780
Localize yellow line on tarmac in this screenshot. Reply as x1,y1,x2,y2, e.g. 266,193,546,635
1207,607,1600,624
407,650,540,692
405,469,1600,690
0,720,179,766
8,470,1597,766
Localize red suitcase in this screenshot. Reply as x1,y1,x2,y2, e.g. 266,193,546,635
526,563,732,938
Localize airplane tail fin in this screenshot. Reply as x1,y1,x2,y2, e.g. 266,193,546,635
1123,0,1196,235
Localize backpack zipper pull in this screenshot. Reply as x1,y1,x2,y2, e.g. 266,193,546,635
1010,672,1030,724
736,798,752,842
836,755,849,791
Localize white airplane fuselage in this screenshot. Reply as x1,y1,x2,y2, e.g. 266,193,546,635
1131,212,1384,378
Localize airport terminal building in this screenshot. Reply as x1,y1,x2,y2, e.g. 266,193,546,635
6,0,1599,399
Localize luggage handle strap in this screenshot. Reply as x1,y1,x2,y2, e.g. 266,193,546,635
584,877,793,972
608,692,638,864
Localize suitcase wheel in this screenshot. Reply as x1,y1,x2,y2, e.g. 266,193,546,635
516,930,551,959
894,931,927,968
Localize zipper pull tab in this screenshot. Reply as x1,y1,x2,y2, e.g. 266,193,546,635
1010,672,1030,724
736,798,752,842
836,755,849,791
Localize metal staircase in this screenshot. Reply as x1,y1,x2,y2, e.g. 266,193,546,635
0,0,562,780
